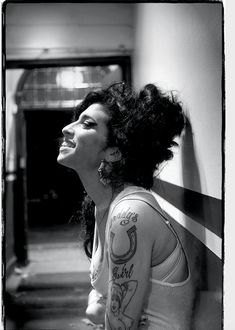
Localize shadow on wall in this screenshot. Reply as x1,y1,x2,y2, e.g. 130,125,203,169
153,116,222,328
181,118,202,193
181,117,208,288
180,118,222,330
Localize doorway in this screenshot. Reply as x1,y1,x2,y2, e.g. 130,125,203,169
24,109,84,228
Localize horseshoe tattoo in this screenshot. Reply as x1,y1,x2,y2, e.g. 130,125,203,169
110,225,137,264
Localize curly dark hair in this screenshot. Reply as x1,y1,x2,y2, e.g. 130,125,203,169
74,82,186,257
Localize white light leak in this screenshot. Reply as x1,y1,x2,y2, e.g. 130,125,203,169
56,68,89,89
108,65,119,72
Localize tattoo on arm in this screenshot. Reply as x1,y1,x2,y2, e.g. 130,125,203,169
107,280,138,330
110,225,137,264
112,208,139,226
112,263,134,281
107,209,140,328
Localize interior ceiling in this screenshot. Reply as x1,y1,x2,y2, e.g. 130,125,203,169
5,3,135,61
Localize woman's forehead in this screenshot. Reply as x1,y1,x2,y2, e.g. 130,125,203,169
81,103,108,122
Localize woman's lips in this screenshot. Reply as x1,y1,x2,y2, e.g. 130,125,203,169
61,140,76,148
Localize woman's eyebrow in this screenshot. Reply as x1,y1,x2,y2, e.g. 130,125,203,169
79,113,97,122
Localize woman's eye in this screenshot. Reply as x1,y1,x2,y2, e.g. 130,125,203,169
82,121,96,128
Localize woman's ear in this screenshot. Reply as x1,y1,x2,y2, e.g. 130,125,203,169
105,147,122,162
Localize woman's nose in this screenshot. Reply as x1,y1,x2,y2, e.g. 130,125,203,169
62,122,74,137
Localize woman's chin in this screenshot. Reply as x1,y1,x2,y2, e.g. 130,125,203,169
57,153,72,167
57,154,79,175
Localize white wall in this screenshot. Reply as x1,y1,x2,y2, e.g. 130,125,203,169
133,3,222,199
5,3,134,59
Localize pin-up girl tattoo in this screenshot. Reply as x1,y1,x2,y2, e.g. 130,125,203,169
106,280,138,330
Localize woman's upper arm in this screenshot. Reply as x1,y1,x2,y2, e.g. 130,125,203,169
105,200,155,329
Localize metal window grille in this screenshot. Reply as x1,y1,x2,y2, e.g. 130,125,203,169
18,65,122,109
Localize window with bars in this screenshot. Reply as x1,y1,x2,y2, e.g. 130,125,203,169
17,65,122,109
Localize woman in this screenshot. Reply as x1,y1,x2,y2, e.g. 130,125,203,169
57,82,194,329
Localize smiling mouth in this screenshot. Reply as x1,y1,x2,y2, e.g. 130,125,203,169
60,140,76,148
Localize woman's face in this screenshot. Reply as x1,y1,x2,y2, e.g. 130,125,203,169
57,103,109,172
111,294,121,315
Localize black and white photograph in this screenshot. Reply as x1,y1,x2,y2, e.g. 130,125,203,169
3,1,224,329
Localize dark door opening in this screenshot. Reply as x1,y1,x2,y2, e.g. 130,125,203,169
24,110,84,228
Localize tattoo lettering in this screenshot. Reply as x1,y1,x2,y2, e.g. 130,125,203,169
110,225,137,264
107,280,138,330
112,263,134,281
112,208,138,226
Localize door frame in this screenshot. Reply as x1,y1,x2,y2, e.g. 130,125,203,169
6,56,132,84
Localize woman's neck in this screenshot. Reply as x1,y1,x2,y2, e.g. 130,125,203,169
76,169,118,211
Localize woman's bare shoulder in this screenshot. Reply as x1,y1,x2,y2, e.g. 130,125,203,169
109,198,163,238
